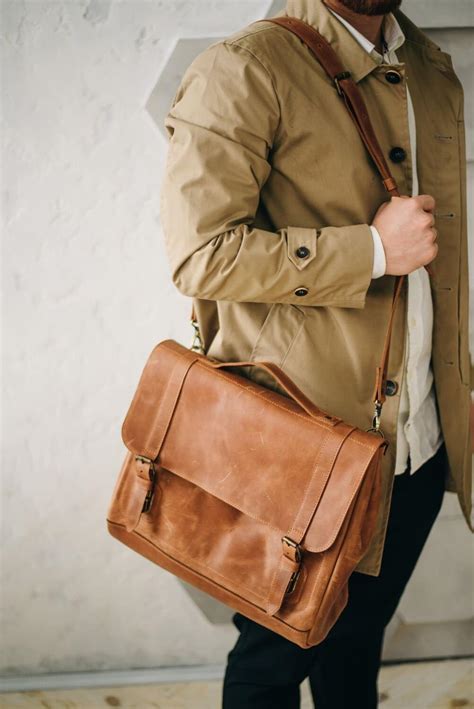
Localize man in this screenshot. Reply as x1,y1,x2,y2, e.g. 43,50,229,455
160,0,472,705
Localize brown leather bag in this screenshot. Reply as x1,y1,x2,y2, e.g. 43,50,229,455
106,16,406,648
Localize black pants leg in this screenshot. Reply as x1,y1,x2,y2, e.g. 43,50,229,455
222,444,447,709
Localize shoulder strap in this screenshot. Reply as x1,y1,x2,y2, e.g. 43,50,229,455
264,17,399,197
190,15,410,433
259,15,406,429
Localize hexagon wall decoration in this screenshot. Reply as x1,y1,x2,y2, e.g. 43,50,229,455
145,0,284,139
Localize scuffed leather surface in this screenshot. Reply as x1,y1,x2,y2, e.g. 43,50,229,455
107,340,385,647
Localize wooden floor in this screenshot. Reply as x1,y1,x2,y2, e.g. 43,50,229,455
1,659,472,708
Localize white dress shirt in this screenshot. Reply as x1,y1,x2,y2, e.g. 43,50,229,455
328,8,444,475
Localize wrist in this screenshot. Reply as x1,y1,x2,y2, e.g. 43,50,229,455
370,225,386,279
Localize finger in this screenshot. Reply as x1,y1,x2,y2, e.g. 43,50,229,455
415,194,436,213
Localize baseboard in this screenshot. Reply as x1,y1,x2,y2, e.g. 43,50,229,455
1,654,473,694
0,664,225,694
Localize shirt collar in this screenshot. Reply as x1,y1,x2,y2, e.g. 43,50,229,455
326,8,405,60
283,0,406,82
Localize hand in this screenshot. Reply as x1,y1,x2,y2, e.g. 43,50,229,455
371,195,438,276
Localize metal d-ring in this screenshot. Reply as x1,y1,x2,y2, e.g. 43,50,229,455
366,399,385,438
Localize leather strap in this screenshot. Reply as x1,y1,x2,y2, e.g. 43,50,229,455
260,16,406,414
122,350,200,459
264,17,399,198
207,359,342,426
265,423,355,615
189,14,417,428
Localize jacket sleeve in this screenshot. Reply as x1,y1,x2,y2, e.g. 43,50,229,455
160,40,374,308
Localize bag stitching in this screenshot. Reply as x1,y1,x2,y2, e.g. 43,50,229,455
158,343,334,429
288,430,331,539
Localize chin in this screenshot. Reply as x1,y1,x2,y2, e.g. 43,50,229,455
337,0,402,15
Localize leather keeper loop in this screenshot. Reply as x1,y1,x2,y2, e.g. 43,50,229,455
124,474,153,533
383,177,397,192
266,554,301,616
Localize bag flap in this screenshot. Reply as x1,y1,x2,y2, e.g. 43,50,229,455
122,340,384,553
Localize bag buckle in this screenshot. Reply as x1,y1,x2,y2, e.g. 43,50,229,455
282,536,302,562
282,536,303,594
135,455,157,513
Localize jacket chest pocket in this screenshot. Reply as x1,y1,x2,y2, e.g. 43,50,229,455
247,303,307,392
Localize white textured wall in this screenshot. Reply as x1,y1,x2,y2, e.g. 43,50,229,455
1,0,271,676
1,0,472,678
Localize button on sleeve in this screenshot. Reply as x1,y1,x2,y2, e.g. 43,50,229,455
287,226,318,270
160,40,374,308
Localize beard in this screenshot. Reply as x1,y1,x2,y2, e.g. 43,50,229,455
336,0,402,15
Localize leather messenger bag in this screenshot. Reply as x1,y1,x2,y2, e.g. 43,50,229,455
106,16,407,648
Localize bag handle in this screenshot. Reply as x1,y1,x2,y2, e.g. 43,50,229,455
189,14,414,434
206,358,342,426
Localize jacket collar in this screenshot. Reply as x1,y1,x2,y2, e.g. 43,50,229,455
281,0,441,82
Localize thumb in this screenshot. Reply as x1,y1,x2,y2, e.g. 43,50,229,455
373,200,390,219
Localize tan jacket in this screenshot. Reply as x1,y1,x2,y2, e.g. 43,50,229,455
159,0,472,575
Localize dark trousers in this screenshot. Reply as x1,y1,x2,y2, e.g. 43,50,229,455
222,444,447,709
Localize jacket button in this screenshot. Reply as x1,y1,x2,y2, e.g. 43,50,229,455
385,69,402,84
389,146,406,163
295,246,310,259
385,379,399,396
294,287,309,297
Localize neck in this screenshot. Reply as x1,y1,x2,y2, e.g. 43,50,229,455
323,1,385,52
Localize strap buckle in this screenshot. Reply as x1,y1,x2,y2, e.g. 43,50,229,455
135,455,158,513
282,536,303,594
334,70,351,97
282,536,302,563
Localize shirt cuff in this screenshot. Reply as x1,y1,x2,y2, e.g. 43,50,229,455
370,225,386,279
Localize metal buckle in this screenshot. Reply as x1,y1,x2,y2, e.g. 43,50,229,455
135,455,157,513
282,537,303,594
282,536,302,563
334,70,351,97
366,400,384,438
